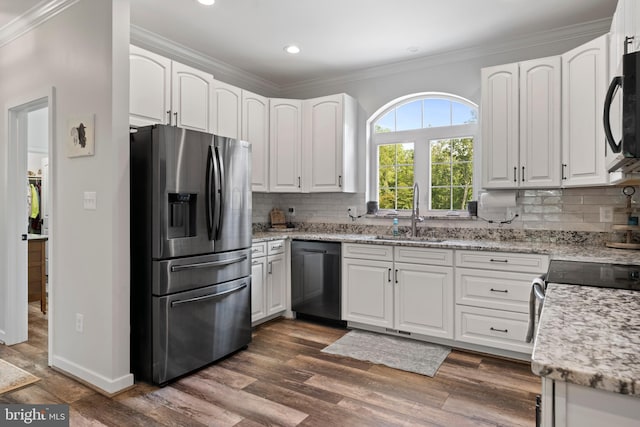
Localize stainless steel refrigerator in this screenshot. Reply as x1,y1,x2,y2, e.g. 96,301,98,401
130,124,252,385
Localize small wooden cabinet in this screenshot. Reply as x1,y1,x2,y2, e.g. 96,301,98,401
28,238,47,313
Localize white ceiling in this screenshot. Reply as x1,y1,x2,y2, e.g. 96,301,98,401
2,0,618,87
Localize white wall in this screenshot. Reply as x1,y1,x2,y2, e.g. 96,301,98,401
0,0,132,393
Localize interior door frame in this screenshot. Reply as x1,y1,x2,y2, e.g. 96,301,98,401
3,88,54,358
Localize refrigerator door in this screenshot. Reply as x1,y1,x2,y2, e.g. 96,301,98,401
152,277,251,384
211,135,252,253
131,125,251,259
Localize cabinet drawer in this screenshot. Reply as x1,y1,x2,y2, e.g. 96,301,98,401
267,240,285,255
455,268,534,313
394,246,453,266
455,250,549,273
455,305,532,354
251,242,267,258
342,243,393,261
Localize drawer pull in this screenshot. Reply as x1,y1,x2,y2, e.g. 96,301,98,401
388,268,392,283
490,288,508,293
252,248,260,252
489,258,508,263
271,244,283,249
490,327,508,333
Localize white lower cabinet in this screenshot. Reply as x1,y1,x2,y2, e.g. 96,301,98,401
251,240,287,325
342,243,454,339
542,378,640,427
454,250,549,354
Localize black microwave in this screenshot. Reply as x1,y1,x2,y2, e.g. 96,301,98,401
604,50,640,173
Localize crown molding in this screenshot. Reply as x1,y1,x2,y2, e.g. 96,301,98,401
0,0,80,49
280,17,612,94
130,25,281,96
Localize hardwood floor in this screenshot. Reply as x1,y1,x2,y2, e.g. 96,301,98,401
1,304,541,426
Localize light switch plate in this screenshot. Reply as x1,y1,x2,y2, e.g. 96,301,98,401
83,191,97,210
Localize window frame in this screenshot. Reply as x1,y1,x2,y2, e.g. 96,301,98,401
368,93,479,216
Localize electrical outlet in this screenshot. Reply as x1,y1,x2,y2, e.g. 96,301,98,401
75,313,84,333
288,206,296,217
600,206,614,222
506,207,520,220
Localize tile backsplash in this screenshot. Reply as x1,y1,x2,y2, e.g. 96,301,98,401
253,186,639,237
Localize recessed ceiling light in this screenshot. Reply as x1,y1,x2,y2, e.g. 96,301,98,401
284,45,301,55
198,0,215,5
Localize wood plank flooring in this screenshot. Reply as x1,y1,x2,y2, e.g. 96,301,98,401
0,304,541,426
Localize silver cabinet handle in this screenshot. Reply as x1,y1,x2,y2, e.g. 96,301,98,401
268,261,272,274
513,167,517,183
388,268,391,282
166,110,172,125
251,260,259,265
490,288,508,293
271,243,283,249
521,166,525,182
490,327,508,333
562,163,567,180
173,111,178,126
252,247,260,253
338,175,342,187
395,269,398,284
298,177,301,188
489,258,508,263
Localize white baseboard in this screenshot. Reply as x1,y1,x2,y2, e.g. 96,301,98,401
51,354,134,395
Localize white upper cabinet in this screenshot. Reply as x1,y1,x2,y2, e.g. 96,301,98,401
130,45,171,127
130,45,215,132
519,56,561,188
302,94,357,193
562,35,609,187
242,90,269,192
171,62,215,132
482,58,561,189
269,99,303,192
481,63,519,188
212,80,242,139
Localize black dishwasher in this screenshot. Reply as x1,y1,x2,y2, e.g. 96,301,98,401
291,240,344,326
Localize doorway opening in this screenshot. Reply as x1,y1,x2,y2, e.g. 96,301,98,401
4,91,53,363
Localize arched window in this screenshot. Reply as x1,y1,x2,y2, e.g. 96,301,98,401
369,93,478,212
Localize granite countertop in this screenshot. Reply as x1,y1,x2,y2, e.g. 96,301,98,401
531,284,640,397
252,231,640,265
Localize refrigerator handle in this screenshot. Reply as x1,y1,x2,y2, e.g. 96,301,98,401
214,146,225,240
205,146,215,240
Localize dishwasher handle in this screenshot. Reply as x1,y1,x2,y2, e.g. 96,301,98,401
526,274,547,343
301,248,328,254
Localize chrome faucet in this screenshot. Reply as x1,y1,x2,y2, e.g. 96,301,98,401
411,182,424,237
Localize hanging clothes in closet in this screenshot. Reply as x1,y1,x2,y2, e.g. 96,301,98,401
28,178,42,233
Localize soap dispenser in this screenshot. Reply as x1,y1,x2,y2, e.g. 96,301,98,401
392,217,399,236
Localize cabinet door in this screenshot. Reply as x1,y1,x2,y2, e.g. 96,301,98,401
342,258,393,328
269,99,302,192
562,35,608,187
481,63,520,188
267,253,286,315
251,257,267,322
171,62,215,132
213,80,242,139
129,45,171,126
303,94,344,192
242,91,269,192
394,263,453,338
519,56,561,188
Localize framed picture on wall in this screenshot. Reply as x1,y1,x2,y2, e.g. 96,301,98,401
66,115,95,158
